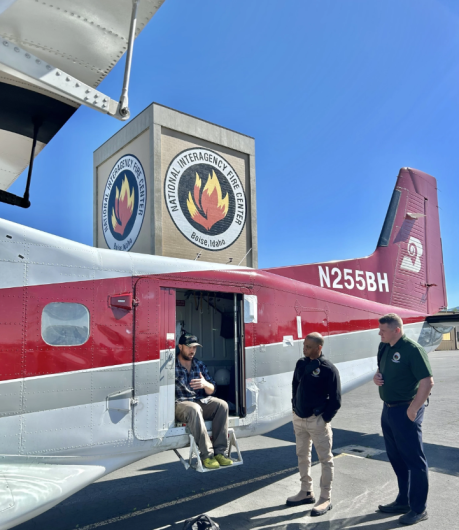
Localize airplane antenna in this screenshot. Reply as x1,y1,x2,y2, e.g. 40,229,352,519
118,0,140,118
237,248,252,266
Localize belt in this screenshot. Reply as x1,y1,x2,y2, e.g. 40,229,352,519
384,400,412,408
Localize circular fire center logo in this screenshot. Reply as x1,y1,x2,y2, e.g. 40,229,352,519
164,148,247,251
102,154,146,251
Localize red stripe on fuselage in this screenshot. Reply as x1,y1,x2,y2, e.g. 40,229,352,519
0,268,427,382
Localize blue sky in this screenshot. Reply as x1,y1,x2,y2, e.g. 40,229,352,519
1,0,458,307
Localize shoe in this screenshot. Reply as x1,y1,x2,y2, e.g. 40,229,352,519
311,497,332,517
202,457,220,469
378,501,411,514
399,510,428,525
286,490,315,506
214,454,233,466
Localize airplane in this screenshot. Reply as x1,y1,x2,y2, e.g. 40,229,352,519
0,2,457,530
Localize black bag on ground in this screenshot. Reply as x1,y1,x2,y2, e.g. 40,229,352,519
183,514,220,530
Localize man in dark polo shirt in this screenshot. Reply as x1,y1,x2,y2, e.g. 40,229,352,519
373,313,434,526
287,332,341,517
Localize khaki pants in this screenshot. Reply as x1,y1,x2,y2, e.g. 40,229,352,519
292,412,334,500
175,397,229,459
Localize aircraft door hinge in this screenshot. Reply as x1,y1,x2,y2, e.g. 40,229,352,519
130,397,139,406
132,298,140,307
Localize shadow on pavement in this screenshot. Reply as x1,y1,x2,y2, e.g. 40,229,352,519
16,444,299,530
168,505,401,530
16,422,456,530
265,424,459,477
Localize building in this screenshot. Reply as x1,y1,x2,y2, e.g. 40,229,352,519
434,309,459,351
93,103,257,268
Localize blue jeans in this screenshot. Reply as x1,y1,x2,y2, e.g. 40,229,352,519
381,403,428,514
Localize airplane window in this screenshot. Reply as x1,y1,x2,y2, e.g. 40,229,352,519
41,303,90,346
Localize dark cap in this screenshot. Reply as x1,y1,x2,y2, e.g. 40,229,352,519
178,333,202,347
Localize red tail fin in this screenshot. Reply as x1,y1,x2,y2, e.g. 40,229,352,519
266,168,447,314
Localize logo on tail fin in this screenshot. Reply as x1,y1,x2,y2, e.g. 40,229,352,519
400,237,423,273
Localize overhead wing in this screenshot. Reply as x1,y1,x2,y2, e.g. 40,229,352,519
0,0,165,192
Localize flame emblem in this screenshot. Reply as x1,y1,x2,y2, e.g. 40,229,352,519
111,175,135,236
186,171,229,231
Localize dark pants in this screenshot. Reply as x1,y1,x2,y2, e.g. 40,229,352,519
381,403,428,514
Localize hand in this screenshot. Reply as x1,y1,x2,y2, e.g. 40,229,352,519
373,372,384,386
190,373,207,390
407,405,417,422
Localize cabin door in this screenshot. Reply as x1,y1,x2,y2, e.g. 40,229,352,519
133,280,176,440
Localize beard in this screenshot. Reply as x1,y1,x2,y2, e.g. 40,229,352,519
180,350,195,361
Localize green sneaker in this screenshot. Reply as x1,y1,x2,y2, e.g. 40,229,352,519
202,457,220,469
214,454,233,466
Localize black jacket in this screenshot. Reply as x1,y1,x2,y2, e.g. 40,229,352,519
292,354,341,422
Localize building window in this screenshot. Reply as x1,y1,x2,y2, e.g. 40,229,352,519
42,303,90,346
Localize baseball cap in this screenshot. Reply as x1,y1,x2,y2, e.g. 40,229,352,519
178,333,202,347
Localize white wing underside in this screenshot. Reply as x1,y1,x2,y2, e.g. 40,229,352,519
0,0,166,190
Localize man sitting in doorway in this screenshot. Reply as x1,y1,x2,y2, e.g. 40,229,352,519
175,332,233,469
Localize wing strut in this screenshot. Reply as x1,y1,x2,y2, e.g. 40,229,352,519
0,117,40,208
0,39,123,119
0,0,143,122
118,0,141,119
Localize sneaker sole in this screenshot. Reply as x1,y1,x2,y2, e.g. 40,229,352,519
286,498,315,507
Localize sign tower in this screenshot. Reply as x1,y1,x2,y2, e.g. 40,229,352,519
94,103,257,267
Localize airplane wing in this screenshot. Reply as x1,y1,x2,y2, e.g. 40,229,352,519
1,462,106,530
0,0,165,195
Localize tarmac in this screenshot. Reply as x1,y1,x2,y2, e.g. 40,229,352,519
17,350,459,530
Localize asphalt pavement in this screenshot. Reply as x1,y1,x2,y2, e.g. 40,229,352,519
17,350,459,530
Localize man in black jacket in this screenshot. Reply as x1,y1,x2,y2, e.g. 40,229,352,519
286,332,341,516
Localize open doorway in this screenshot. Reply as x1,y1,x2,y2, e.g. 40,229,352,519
175,289,246,418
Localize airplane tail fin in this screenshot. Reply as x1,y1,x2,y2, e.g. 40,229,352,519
265,168,447,315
